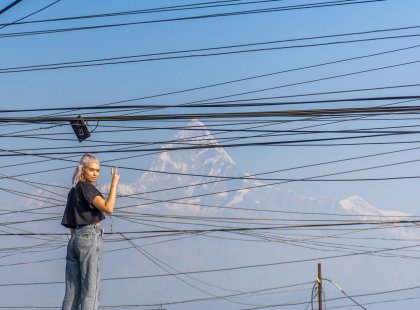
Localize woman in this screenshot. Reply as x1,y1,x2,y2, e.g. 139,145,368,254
61,153,120,310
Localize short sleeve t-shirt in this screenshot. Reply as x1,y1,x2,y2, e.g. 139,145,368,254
61,181,105,229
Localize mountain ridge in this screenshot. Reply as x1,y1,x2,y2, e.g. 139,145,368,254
118,119,411,229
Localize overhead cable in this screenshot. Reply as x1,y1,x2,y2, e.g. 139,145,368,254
0,0,386,39
0,0,368,26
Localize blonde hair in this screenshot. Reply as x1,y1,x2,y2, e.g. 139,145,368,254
72,153,99,188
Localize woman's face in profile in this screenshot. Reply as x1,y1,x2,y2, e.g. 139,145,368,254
82,162,100,183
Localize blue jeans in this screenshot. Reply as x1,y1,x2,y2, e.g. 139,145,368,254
62,225,103,310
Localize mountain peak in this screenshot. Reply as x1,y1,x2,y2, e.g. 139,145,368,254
170,118,221,147
140,119,237,180
340,195,410,218
187,118,206,129
157,119,235,169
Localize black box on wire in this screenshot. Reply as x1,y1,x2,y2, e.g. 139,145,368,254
70,116,91,142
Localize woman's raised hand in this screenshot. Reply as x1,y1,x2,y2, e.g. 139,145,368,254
111,166,120,184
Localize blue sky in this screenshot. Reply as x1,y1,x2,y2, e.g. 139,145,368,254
2,0,420,211
2,0,420,308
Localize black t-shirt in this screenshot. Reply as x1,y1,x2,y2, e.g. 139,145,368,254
61,181,105,229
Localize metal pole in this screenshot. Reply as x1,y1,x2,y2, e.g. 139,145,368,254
317,263,323,310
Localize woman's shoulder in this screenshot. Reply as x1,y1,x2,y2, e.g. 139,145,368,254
76,180,96,188
76,181,102,195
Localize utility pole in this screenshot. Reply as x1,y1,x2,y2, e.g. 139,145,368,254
317,263,323,310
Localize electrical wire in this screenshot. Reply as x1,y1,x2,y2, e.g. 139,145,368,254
0,0,62,31
0,0,363,27
0,0,23,16
0,1,386,39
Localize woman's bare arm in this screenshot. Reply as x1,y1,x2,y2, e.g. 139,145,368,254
92,167,120,214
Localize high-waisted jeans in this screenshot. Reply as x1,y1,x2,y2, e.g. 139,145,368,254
62,225,103,310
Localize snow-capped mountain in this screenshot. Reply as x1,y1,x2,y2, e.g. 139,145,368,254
340,195,410,219
122,119,337,215
128,119,244,213
340,195,414,238
122,119,410,226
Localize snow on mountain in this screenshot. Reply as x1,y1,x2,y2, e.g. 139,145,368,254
119,119,388,222
127,119,246,213
118,119,414,222
340,195,411,219
120,119,339,217
340,195,414,239
115,118,420,244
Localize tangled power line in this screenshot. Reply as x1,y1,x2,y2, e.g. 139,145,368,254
3,0,420,308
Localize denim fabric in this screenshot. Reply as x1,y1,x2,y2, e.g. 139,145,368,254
62,225,103,310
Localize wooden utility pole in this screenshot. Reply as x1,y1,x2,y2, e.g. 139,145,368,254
317,263,323,310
